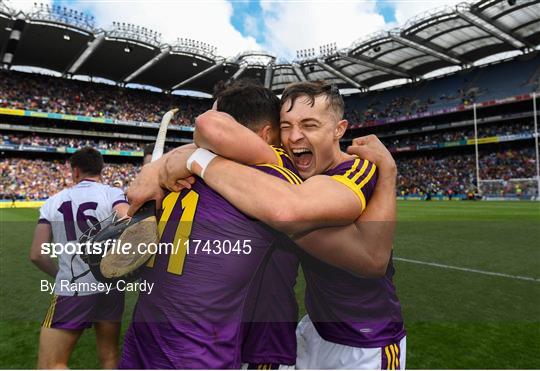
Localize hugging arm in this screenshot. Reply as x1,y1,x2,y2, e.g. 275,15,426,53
194,111,278,165
294,165,396,277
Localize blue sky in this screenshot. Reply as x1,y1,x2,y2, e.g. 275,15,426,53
19,0,461,60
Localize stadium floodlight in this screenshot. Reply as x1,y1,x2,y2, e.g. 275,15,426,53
28,2,95,31
173,37,217,60
108,21,162,47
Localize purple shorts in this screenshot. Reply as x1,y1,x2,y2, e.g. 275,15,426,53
42,290,125,330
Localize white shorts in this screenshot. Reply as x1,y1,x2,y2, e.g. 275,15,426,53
296,315,406,370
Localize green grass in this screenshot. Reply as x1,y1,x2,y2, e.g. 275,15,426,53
1,201,539,369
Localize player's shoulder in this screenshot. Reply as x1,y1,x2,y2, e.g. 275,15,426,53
269,145,300,176
270,145,291,165
255,162,302,185
325,157,378,211
43,187,70,205
327,157,376,183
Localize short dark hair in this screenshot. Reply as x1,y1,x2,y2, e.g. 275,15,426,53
281,81,344,120
69,147,103,176
143,143,155,157
214,79,280,131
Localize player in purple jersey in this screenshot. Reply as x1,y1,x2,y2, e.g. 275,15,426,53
125,80,399,369
119,81,305,369
135,81,403,369
29,148,128,369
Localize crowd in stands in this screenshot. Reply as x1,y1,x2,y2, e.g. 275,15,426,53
344,53,539,127
0,158,139,200
0,70,211,126
397,148,537,197
344,89,479,124
1,133,146,152
383,122,533,149
2,147,536,200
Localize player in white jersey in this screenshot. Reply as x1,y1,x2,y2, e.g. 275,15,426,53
29,148,129,369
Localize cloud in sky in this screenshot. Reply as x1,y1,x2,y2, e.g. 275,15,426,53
7,0,468,61
260,1,388,61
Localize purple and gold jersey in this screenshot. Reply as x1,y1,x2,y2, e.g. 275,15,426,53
302,158,406,348
120,158,301,369
241,146,301,366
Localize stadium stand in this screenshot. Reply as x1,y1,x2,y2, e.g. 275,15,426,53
1,158,138,200
0,70,210,125
0,0,538,202
344,54,540,125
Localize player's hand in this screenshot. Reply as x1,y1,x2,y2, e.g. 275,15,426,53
158,147,196,192
347,135,397,178
127,160,166,216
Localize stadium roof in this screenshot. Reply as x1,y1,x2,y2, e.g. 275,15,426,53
0,0,538,94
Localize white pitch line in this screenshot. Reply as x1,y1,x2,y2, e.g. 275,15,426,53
394,257,540,282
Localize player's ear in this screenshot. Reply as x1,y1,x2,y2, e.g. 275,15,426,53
335,119,348,140
258,124,274,144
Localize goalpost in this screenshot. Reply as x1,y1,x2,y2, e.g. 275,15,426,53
478,178,538,200
472,92,540,201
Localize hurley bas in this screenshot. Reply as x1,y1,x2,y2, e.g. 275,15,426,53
41,279,155,295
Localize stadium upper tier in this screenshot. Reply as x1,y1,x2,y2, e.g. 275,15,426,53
1,52,538,127
0,0,539,93
0,69,211,125
344,53,539,127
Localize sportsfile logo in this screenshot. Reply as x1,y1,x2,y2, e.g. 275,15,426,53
40,239,253,258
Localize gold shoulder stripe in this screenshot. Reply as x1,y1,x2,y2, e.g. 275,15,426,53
350,159,369,182
270,146,284,167
280,166,302,185
343,158,360,178
280,166,302,184
331,175,367,211
358,163,377,189
258,164,298,185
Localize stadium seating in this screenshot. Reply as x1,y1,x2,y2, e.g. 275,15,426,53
0,158,138,200
0,70,211,125
344,54,540,124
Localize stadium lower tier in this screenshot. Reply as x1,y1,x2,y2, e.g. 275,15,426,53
397,147,537,198
2,146,537,201
1,158,139,200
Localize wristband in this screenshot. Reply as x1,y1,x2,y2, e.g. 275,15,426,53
186,148,217,179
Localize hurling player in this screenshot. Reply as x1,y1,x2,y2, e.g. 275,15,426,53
29,148,128,369
120,82,302,369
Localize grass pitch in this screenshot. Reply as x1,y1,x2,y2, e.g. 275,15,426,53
1,201,539,369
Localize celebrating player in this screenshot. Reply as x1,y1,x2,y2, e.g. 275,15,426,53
129,81,404,369
29,147,129,369
119,81,303,369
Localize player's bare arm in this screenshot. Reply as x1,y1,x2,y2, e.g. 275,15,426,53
194,110,278,165
295,135,397,277
29,220,58,278
190,157,363,235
